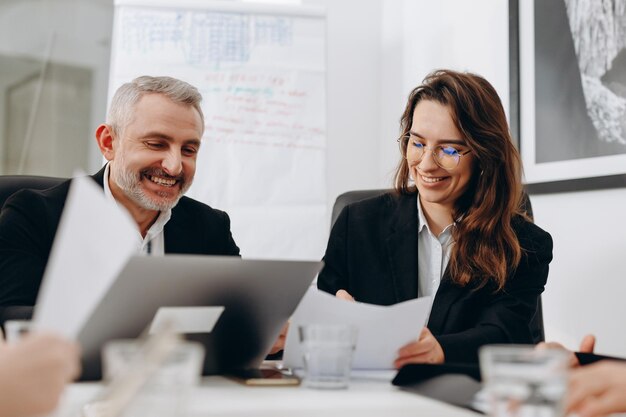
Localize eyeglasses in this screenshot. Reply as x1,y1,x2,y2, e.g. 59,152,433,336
399,134,471,170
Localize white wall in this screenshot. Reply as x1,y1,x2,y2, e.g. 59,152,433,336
304,0,388,213
533,191,626,356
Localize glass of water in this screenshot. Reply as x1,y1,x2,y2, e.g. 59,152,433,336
298,324,358,389
100,339,205,417
479,345,569,417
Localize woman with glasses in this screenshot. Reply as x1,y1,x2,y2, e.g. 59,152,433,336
317,69,553,366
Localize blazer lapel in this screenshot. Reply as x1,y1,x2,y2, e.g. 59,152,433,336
385,193,418,303
91,165,107,189
427,273,466,334
164,204,192,254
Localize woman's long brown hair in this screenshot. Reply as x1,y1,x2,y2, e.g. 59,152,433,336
394,69,525,291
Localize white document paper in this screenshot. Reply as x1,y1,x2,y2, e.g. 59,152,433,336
149,306,225,334
34,172,137,338
283,288,433,370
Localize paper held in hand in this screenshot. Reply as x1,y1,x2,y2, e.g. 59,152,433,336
33,172,137,338
283,288,433,370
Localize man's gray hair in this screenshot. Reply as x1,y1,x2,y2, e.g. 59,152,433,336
107,75,204,135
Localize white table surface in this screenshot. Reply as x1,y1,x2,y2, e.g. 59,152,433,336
51,371,481,417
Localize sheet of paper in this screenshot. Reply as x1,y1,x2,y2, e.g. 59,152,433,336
283,288,433,370
33,172,137,338
148,306,225,334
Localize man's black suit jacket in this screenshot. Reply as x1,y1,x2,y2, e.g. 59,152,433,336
0,167,240,307
317,191,553,363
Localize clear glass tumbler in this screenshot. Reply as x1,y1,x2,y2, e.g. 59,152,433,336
298,324,358,389
101,339,204,417
479,345,569,417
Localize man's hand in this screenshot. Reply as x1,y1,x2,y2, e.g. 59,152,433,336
0,332,81,417
394,327,444,368
269,322,289,355
566,360,626,417
536,334,596,367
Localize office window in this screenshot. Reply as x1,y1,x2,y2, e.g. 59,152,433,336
0,0,304,177
0,0,113,176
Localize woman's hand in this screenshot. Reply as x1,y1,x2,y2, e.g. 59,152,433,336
269,322,289,354
394,327,444,368
335,289,355,302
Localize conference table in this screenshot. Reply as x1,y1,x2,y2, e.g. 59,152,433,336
52,371,481,417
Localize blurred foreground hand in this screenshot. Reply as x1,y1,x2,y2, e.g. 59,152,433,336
536,334,595,367
566,360,626,417
0,333,81,417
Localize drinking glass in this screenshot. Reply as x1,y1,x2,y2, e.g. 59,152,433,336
298,324,358,389
479,345,569,417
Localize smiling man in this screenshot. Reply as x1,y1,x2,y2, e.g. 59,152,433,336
0,76,240,307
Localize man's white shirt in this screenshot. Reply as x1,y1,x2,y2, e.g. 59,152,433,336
103,163,171,255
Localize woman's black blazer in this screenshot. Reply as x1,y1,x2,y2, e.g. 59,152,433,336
317,191,553,363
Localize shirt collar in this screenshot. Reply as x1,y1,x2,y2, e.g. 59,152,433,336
103,163,172,240
417,195,456,236
417,195,428,233
103,162,115,202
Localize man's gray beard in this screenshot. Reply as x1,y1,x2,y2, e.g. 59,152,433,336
112,165,191,212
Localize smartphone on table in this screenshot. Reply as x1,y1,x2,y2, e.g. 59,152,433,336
228,368,301,386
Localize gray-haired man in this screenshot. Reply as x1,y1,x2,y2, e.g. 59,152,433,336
0,76,240,308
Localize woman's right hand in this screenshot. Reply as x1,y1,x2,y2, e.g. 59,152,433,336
335,289,355,302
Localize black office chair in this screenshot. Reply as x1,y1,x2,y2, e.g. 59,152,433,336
0,175,66,328
330,189,545,343
0,175,65,208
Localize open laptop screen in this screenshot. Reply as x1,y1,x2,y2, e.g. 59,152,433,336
78,255,322,380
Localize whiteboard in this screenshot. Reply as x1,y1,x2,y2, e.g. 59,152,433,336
109,0,327,260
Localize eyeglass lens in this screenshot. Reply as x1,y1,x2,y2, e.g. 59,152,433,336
414,145,460,170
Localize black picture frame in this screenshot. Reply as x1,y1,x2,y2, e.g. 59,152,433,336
509,0,626,194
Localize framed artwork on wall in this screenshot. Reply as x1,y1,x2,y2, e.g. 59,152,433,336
510,0,626,194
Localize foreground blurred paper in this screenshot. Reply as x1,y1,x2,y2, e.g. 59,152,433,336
34,172,137,338
283,288,433,370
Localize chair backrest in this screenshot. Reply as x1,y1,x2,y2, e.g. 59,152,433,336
0,175,66,330
331,189,389,228
331,189,535,228
0,175,66,209
330,189,544,343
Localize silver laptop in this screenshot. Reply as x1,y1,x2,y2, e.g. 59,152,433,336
77,255,323,380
